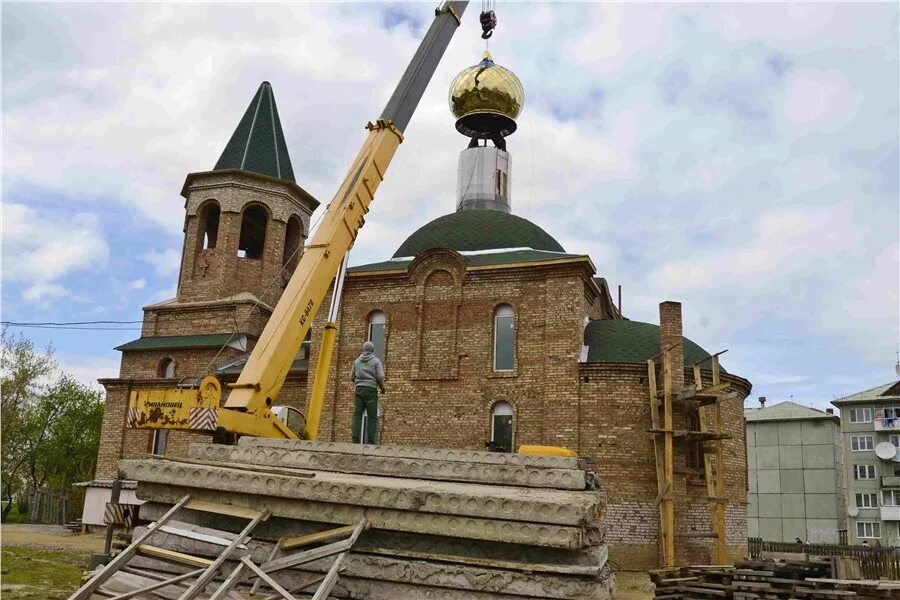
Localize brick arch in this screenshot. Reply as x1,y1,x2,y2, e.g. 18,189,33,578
487,399,516,452
407,248,465,287
415,266,462,379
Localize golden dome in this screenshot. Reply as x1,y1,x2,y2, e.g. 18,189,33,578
448,51,524,138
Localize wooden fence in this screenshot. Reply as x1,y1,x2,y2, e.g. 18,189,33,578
748,537,900,580
27,487,69,525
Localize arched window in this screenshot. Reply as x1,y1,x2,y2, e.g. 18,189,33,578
237,206,267,259
490,401,514,452
283,216,303,270
368,311,386,361
157,357,175,378
493,304,515,371
198,202,220,250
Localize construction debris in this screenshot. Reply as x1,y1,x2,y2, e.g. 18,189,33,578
651,558,900,599
81,438,614,599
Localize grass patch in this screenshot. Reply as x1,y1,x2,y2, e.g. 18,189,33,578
1,545,90,599
3,506,30,524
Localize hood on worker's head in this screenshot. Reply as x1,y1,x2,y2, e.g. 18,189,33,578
359,341,375,361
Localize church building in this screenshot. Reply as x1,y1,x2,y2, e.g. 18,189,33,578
92,53,752,568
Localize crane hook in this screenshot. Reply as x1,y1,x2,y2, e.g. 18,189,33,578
480,10,496,39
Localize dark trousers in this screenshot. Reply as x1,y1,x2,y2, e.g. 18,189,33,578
352,386,379,444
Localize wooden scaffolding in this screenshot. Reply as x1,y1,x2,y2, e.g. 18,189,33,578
647,348,732,567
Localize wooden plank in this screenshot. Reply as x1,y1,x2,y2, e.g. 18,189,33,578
183,499,270,521
283,524,360,550
261,538,353,574
647,358,668,568
158,525,245,548
251,538,285,596
67,494,191,600
261,576,326,600
310,520,367,600
662,349,675,568
207,562,248,600
241,557,297,600
177,508,269,600
138,545,213,568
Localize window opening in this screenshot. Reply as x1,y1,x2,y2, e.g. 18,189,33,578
883,490,900,506
853,464,876,480
493,304,515,371
490,401,513,453
857,521,881,539
283,216,303,270
151,430,168,456
237,206,267,259
855,493,878,508
849,408,873,423
368,311,386,361
158,357,175,378
199,202,220,250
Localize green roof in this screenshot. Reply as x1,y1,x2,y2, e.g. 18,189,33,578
115,334,252,352
350,249,587,274
393,210,565,258
216,354,308,375
583,319,723,371
213,82,295,182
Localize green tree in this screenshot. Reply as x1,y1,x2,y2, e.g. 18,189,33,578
1,329,104,522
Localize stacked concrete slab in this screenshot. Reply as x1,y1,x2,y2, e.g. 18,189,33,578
119,438,615,599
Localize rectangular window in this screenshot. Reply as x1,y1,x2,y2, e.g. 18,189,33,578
849,408,873,423
851,435,875,451
855,493,878,508
853,464,876,480
368,322,386,361
891,435,900,448
493,311,515,372
857,521,881,539
885,407,900,419
151,429,168,456
883,490,900,506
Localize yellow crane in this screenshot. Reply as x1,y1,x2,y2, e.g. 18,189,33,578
128,1,470,442
127,2,574,458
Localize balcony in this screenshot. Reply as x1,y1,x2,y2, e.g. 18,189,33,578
882,476,900,487
874,418,900,432
881,506,900,521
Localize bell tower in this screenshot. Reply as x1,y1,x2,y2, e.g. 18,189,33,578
177,82,319,306
448,51,524,213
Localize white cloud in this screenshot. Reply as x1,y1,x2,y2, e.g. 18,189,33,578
57,353,120,388
781,71,862,130
140,249,181,277
2,203,110,300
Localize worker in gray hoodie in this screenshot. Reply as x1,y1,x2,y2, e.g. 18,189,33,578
350,341,385,444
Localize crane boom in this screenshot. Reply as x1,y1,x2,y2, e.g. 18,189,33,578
128,2,468,440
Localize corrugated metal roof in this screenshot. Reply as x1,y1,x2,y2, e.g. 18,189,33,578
832,381,900,405
745,401,838,422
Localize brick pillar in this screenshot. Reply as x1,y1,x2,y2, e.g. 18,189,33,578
659,301,684,389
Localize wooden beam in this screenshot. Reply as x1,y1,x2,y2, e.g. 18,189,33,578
183,499,270,521
283,524,362,550
241,558,297,600
104,568,205,600
662,350,675,568
261,538,353,574
310,520,367,600
138,545,213,568
647,358,668,568
177,508,269,600
67,494,191,600
251,538,285,596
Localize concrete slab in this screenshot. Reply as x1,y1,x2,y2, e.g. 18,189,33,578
754,424,779,447
778,446,803,469
803,469,838,494
758,494,781,518
757,470,780,494
748,517,759,538
780,494,806,519
119,458,600,526
136,483,589,549
802,445,836,469
779,470,805,494
782,518,807,543
759,517,782,541
189,443,588,490
757,446,779,469
805,494,838,519
801,420,834,445
777,422,802,446
241,438,583,470
137,502,608,566
748,494,758,518
133,526,610,599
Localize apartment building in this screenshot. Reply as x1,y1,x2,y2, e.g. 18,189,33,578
832,380,900,546
746,400,845,543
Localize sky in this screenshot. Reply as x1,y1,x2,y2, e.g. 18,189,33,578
2,2,898,411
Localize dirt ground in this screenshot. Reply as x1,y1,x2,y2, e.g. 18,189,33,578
1,524,104,600
614,570,655,599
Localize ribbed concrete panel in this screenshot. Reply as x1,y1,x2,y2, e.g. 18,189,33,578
120,458,598,526
189,443,589,490
136,483,589,549
240,437,583,470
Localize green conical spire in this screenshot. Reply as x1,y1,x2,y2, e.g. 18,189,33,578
213,82,295,182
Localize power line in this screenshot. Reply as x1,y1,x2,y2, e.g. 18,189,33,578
1,320,143,325
1,322,141,331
